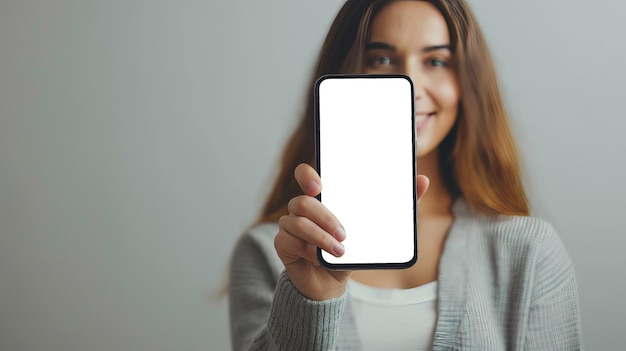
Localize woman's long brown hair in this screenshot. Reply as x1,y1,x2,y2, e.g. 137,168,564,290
258,0,529,222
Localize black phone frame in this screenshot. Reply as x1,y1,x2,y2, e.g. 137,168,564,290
313,73,418,271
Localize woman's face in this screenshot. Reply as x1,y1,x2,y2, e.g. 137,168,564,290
364,1,460,157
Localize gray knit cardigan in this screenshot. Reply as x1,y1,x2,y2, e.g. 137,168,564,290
229,199,583,350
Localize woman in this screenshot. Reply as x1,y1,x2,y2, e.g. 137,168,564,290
229,0,583,350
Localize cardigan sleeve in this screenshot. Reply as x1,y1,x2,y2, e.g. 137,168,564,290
229,231,348,351
523,226,584,350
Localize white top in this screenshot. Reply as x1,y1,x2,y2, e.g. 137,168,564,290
347,279,438,351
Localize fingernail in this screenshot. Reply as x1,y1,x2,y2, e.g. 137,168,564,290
333,243,345,256
335,227,346,241
307,181,320,194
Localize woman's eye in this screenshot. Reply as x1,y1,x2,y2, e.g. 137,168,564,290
428,58,446,67
367,55,391,66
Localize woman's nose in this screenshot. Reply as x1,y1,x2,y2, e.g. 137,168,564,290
400,61,426,101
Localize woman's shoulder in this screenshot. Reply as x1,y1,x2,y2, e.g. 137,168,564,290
239,221,280,245
453,198,574,276
230,221,283,280
454,197,563,251
485,212,559,246
232,221,280,258
449,199,577,302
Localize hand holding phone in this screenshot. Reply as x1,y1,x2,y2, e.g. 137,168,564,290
273,74,419,300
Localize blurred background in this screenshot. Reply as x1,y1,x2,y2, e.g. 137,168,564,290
1,0,624,350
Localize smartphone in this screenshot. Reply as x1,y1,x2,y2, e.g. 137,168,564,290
314,74,417,270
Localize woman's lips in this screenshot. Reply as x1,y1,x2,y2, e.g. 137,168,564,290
416,112,435,130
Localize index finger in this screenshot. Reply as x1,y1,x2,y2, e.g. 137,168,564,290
287,196,346,243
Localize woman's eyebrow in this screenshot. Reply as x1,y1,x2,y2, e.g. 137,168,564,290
365,42,452,53
423,44,452,53
365,41,396,52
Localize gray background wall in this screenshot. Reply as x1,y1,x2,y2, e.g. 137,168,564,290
0,0,623,350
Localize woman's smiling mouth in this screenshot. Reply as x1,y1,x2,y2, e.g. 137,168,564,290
416,112,435,130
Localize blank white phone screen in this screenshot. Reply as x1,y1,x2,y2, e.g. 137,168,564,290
317,76,416,266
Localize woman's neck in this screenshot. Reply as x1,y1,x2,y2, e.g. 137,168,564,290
417,150,453,216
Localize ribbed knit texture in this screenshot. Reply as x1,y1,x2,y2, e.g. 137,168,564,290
229,199,583,350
